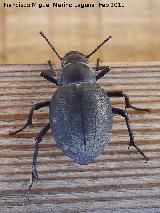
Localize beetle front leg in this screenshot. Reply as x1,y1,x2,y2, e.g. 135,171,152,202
9,101,50,135
28,123,50,192
40,70,58,85
96,66,111,80
41,61,58,85
108,91,151,112
112,107,148,162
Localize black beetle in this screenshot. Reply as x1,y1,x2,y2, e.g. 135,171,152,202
9,32,150,190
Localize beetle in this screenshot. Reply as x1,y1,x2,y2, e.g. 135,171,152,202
9,31,150,191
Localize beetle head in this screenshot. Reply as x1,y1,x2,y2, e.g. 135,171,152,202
61,51,88,66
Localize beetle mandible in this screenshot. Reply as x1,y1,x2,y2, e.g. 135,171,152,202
9,31,150,191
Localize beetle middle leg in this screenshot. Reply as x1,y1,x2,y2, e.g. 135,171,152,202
108,91,151,112
9,101,50,135
28,123,50,191
112,107,148,162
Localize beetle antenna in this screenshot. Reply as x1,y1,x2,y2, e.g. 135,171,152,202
86,36,112,58
39,31,62,60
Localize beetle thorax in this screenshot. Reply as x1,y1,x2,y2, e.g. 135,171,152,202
58,51,95,86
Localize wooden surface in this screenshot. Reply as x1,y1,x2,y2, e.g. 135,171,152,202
1,62,160,212
0,0,160,64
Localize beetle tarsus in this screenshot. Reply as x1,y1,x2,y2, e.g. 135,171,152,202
96,58,101,71
28,172,39,192
47,60,57,76
9,121,32,136
29,123,50,190
112,107,148,161
128,144,149,162
9,101,50,136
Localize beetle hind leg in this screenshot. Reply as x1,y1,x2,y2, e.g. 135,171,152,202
112,107,149,162
28,123,50,192
9,101,50,135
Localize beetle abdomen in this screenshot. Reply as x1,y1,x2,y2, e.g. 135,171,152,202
49,83,112,165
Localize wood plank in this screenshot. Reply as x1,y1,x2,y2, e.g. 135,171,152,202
0,62,160,212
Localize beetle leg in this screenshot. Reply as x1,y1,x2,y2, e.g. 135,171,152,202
96,58,101,71
96,66,111,80
112,107,149,162
40,69,58,85
108,91,151,112
28,123,50,192
9,101,50,135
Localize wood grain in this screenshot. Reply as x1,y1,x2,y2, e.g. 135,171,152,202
0,62,160,212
